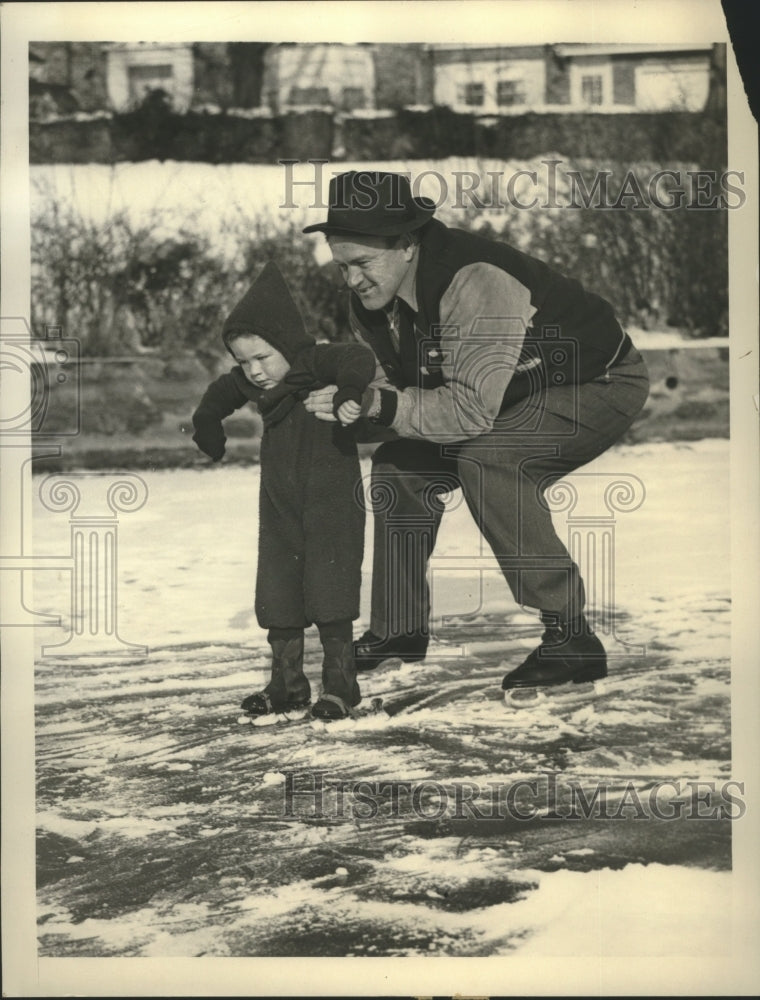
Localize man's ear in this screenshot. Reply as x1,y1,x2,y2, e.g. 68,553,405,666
402,236,418,262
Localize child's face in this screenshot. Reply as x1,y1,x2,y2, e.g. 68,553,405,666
230,335,290,389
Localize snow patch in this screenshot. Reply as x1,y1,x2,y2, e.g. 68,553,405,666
37,811,98,839
515,864,732,956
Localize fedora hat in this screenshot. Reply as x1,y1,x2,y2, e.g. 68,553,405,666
303,171,436,237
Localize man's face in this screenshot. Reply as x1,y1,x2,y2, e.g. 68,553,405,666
327,233,416,311
229,334,290,389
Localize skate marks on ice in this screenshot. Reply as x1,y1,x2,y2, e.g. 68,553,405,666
36,599,732,957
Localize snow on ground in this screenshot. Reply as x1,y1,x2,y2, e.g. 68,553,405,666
32,438,729,652
35,861,732,959
31,439,736,959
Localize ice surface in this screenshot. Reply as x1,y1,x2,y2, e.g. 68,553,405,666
32,440,735,957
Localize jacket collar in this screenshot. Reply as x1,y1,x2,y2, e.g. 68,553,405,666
394,250,419,313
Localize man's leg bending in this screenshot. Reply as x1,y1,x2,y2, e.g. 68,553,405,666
356,439,458,668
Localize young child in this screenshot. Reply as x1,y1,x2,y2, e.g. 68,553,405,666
192,261,376,721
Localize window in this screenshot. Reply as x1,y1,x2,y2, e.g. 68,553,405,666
580,74,603,105
497,79,526,106
569,60,613,108
275,45,375,113
460,81,485,106
128,64,173,105
436,59,544,112
288,85,331,106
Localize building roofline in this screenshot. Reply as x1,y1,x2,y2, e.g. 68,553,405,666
425,42,714,56
553,43,715,57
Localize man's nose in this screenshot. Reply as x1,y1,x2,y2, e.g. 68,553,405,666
345,265,363,288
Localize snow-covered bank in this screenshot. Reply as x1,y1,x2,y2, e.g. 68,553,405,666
31,157,564,254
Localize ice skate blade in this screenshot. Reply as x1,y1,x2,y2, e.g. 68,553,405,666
238,708,311,727
504,688,548,709
504,679,600,709
355,655,405,673
502,662,607,693
311,698,388,726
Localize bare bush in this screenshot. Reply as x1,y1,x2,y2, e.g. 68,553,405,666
31,160,728,361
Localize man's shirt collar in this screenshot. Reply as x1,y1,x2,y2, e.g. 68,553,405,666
395,251,419,312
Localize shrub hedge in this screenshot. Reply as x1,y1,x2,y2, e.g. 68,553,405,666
31,98,725,168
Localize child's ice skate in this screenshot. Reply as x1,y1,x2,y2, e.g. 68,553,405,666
311,632,361,721
239,691,311,719
239,632,311,725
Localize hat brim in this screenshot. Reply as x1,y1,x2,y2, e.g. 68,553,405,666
302,198,436,236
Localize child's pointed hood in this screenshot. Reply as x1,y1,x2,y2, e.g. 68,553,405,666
222,261,315,363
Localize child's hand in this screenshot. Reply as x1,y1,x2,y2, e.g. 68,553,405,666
337,400,361,426
192,422,226,461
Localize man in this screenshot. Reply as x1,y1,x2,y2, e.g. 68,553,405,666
303,171,649,690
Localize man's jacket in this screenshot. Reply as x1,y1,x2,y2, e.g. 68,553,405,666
350,218,633,442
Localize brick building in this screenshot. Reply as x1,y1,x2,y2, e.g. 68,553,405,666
29,41,724,119
28,41,431,117
29,42,109,117
261,43,432,113
29,42,269,116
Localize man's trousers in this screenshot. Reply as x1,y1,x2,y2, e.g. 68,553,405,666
367,346,650,637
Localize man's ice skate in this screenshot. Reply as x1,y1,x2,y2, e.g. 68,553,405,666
502,613,607,699
353,630,428,672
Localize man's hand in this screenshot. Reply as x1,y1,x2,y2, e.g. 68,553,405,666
304,384,339,422
336,399,361,426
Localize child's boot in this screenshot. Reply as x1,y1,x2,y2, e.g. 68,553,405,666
312,621,361,721
240,628,311,716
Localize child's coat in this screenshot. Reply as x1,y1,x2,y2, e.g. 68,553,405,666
192,262,375,628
